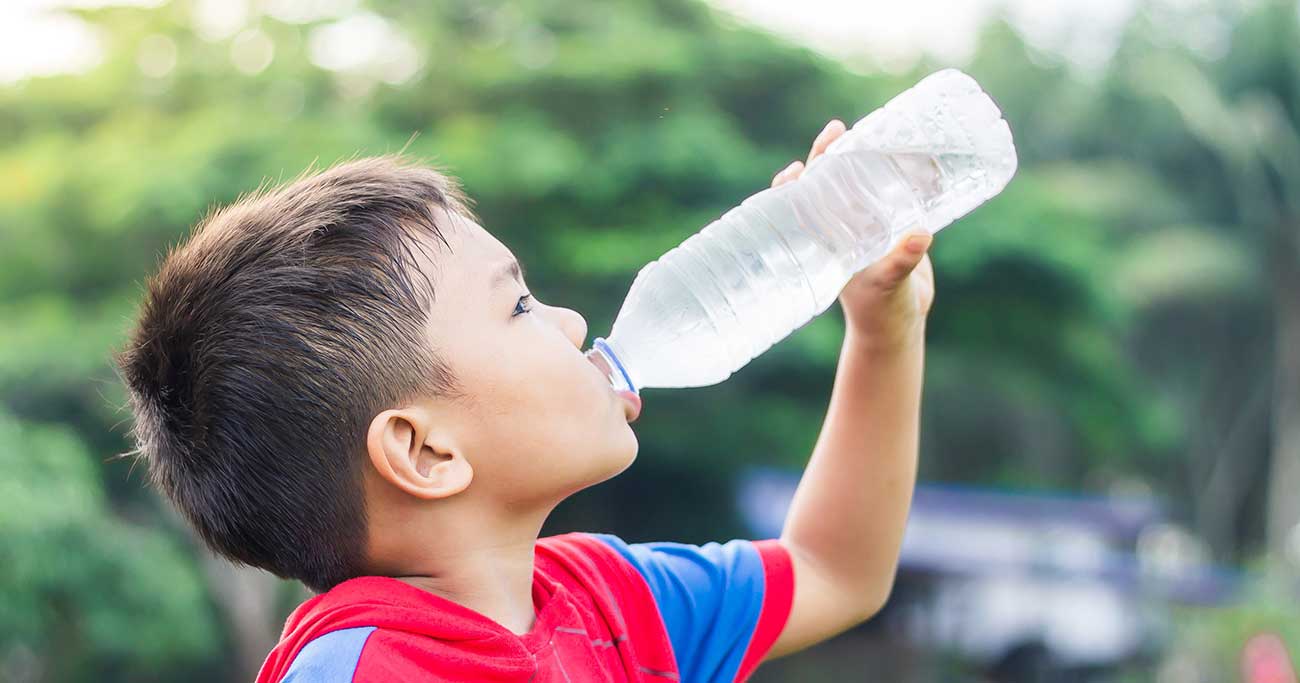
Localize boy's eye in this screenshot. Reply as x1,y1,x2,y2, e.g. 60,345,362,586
513,294,534,317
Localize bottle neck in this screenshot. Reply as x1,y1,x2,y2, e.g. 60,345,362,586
586,337,637,395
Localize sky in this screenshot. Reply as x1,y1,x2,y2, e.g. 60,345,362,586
0,0,1152,84
709,0,1140,71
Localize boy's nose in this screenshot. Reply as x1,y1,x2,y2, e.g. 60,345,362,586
544,303,588,349
563,309,589,349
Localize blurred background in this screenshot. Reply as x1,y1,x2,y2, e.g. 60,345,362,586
2,0,1298,681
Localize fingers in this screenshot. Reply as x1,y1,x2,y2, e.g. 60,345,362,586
807,119,846,167
764,117,847,186
771,160,803,188
772,119,846,188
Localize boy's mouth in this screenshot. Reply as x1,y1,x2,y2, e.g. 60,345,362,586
617,390,641,423
585,349,641,422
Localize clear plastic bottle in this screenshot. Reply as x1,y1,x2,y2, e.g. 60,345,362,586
586,68,1018,394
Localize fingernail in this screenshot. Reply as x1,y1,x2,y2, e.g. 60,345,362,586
784,160,802,174
906,234,932,253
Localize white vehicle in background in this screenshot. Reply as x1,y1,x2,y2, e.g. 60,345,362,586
737,468,1237,682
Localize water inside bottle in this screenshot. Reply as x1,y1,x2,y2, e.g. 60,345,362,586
595,69,1017,392
602,140,1010,392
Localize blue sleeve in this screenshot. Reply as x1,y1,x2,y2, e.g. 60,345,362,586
280,627,375,682
592,534,779,683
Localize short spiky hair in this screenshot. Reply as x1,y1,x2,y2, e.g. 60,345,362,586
114,156,472,593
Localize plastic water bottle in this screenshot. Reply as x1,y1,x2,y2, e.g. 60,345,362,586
585,68,1018,395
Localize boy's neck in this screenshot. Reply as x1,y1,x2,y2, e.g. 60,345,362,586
381,501,552,636
393,540,539,635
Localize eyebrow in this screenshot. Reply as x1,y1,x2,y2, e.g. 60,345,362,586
491,259,526,289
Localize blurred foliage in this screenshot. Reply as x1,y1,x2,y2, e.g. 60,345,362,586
0,410,219,681
0,0,1296,680
1170,567,1300,681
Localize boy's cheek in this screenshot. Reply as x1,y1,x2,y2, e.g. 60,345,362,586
462,344,626,486
487,413,637,503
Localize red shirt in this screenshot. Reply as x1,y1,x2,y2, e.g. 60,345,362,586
256,533,794,682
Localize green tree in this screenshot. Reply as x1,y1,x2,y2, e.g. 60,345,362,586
0,410,219,680
1076,0,1300,561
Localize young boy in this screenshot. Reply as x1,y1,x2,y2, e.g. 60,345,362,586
115,119,932,682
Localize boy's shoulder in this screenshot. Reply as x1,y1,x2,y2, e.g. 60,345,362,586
540,532,795,683
268,534,676,683
262,534,793,683
536,532,682,662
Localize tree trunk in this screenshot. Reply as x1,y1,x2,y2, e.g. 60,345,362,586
159,502,284,680
1267,230,1300,563
196,553,282,681
1197,373,1269,559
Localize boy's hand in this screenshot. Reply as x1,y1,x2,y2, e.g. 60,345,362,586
771,119,936,351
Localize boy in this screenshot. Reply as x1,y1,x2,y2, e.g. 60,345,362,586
115,119,932,682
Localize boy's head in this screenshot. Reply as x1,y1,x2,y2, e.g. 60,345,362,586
114,157,639,593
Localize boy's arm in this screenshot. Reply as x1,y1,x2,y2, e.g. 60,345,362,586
762,120,935,660
767,321,925,659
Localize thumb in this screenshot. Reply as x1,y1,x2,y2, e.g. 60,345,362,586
884,230,932,282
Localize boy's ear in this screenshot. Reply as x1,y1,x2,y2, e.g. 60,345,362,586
366,408,472,500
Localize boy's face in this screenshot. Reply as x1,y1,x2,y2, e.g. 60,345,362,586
414,212,639,506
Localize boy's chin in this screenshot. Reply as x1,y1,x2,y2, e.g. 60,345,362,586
576,438,639,491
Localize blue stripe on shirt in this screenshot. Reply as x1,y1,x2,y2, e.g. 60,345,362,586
280,626,376,683
592,534,767,683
